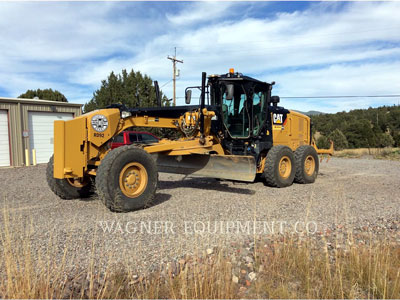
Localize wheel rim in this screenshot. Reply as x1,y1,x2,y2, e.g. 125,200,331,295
278,156,292,179
66,177,89,188
119,162,148,198
304,155,315,176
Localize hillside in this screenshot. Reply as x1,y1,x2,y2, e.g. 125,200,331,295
294,110,324,116
310,105,400,149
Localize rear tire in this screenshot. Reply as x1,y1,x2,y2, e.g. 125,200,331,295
46,155,93,199
96,145,158,212
294,145,319,184
263,145,295,188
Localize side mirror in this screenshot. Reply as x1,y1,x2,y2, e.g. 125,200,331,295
225,84,234,100
185,89,192,104
271,95,280,107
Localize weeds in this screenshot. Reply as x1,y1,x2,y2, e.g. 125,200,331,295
334,147,400,160
1,207,399,299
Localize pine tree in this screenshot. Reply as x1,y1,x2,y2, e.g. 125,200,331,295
83,69,169,113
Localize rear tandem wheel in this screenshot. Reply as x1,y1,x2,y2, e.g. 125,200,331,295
294,145,319,184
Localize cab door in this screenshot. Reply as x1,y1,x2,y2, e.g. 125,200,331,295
221,83,250,139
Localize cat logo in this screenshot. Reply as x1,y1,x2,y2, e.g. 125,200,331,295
273,113,283,124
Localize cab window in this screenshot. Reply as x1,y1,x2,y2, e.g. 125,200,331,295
252,90,267,135
221,83,250,138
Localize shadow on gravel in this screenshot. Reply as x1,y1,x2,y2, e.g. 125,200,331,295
149,193,172,207
78,193,98,202
77,191,172,207
158,178,255,195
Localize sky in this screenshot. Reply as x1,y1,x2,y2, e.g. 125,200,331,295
0,1,399,113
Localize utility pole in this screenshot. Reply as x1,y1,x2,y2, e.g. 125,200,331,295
167,47,183,106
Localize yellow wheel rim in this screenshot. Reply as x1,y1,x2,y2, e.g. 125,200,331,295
119,162,148,198
66,177,88,188
278,156,292,179
304,155,315,176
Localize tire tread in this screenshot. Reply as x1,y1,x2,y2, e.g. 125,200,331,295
263,145,295,188
96,145,157,212
294,145,319,184
46,155,92,199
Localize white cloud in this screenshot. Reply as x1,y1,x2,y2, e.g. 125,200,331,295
270,61,400,113
0,2,129,61
166,2,241,25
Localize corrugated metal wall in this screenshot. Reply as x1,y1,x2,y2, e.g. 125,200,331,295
0,102,23,166
0,98,82,166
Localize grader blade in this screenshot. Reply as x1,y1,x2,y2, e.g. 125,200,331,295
153,154,257,182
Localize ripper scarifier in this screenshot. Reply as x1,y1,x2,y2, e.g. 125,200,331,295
47,70,333,212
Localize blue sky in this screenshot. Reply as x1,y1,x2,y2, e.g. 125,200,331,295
0,1,399,113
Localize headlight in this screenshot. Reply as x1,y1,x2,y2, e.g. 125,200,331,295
121,111,132,118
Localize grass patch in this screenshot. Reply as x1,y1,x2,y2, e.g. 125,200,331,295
104,239,400,299
334,147,400,160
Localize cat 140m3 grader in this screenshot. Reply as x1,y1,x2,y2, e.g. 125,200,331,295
47,70,333,212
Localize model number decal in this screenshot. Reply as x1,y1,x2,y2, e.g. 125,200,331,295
94,132,104,138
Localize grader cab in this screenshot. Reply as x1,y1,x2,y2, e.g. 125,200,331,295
47,70,333,212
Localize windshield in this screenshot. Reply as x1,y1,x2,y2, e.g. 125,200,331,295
221,83,250,138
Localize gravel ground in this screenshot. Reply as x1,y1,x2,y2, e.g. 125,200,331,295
0,157,399,276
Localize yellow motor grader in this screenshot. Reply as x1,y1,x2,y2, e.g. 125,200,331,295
47,70,333,212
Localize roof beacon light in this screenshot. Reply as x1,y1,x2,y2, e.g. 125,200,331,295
229,68,234,74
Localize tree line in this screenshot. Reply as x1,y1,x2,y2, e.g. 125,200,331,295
311,105,400,150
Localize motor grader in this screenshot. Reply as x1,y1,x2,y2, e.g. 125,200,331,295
47,70,333,212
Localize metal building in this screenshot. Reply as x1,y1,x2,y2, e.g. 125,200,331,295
0,97,82,167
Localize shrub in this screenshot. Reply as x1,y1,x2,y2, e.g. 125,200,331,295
328,129,348,150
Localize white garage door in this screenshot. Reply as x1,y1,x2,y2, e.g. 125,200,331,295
0,110,10,166
28,111,73,164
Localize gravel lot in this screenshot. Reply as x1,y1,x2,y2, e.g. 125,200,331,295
1,157,399,275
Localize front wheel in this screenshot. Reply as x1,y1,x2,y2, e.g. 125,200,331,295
96,145,158,212
46,155,93,199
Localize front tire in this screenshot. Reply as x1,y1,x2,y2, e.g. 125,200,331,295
96,145,158,212
46,155,93,199
263,145,295,188
294,145,319,184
